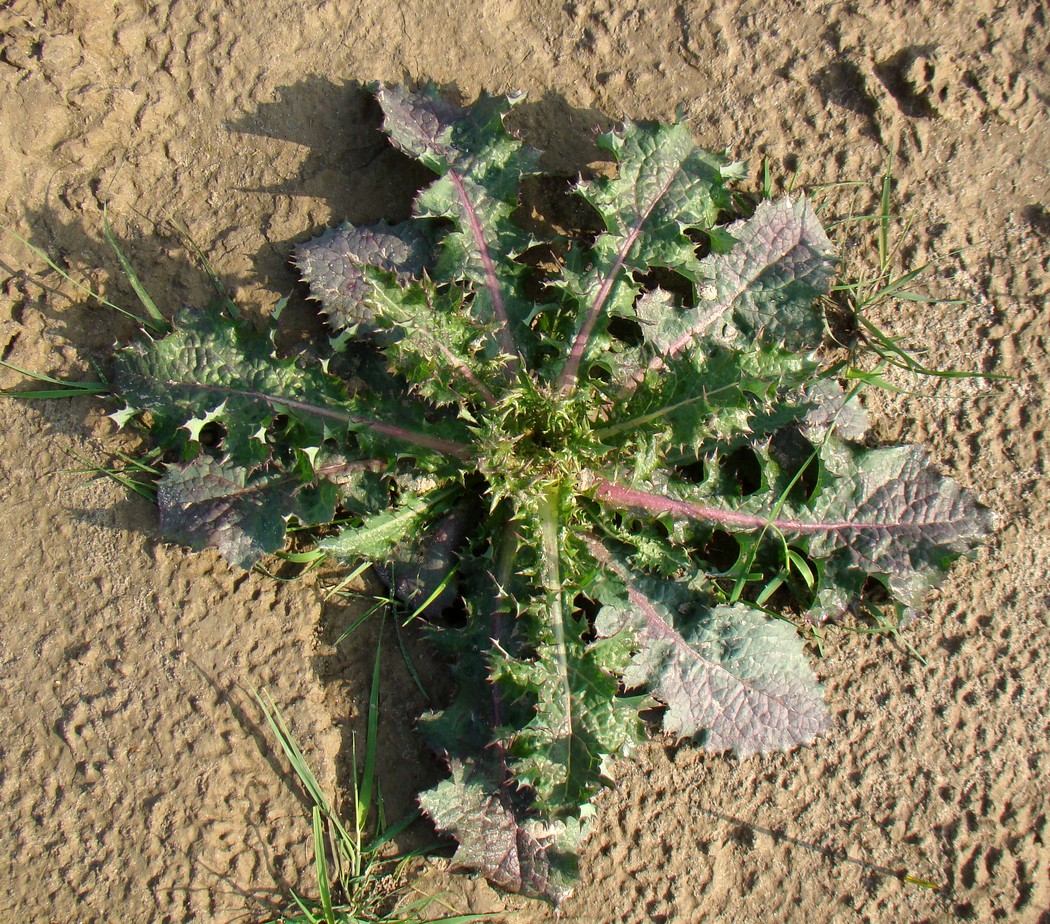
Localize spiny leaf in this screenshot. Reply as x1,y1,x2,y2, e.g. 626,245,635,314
378,83,539,361
558,120,739,390
593,434,995,623
601,344,818,455
419,528,536,763
492,629,643,814
361,273,502,406
116,304,473,464
320,484,460,563
115,305,354,465
578,120,736,278
638,196,836,379
293,220,433,333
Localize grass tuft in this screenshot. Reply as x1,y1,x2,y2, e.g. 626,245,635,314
253,640,492,924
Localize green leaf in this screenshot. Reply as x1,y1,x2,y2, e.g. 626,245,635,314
492,629,642,814
362,273,502,406
419,531,533,762
115,304,473,463
557,120,738,390
580,121,735,276
485,488,645,814
602,344,817,455
319,484,459,562
637,196,836,377
115,305,353,465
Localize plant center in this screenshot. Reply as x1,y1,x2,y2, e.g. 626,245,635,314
478,383,600,495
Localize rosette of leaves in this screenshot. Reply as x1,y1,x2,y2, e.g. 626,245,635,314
109,85,994,902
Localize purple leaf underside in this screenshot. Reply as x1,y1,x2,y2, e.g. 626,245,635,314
420,763,578,904
294,220,431,332
158,456,335,570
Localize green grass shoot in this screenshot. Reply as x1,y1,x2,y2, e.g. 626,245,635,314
254,646,492,924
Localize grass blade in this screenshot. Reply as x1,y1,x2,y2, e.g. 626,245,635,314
254,690,354,848
2,385,109,399
393,619,430,702
312,806,336,924
400,562,460,626
1,223,168,333
356,638,383,829
858,316,1006,380
729,445,819,604
289,889,322,922
167,216,241,318
878,164,892,271
0,358,108,393
364,808,422,854
102,205,167,327
63,449,159,501
324,560,376,602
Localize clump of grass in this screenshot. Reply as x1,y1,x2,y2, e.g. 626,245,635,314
254,637,492,924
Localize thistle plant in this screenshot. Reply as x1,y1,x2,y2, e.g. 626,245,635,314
93,85,993,901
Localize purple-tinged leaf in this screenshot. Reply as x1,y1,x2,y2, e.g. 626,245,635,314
587,539,829,753
375,84,471,170
807,443,997,606
591,437,994,611
158,456,338,570
640,197,835,380
801,378,869,441
419,762,581,904
293,220,432,333
377,84,539,370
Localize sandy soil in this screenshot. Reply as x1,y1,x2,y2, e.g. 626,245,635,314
1,0,1047,921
